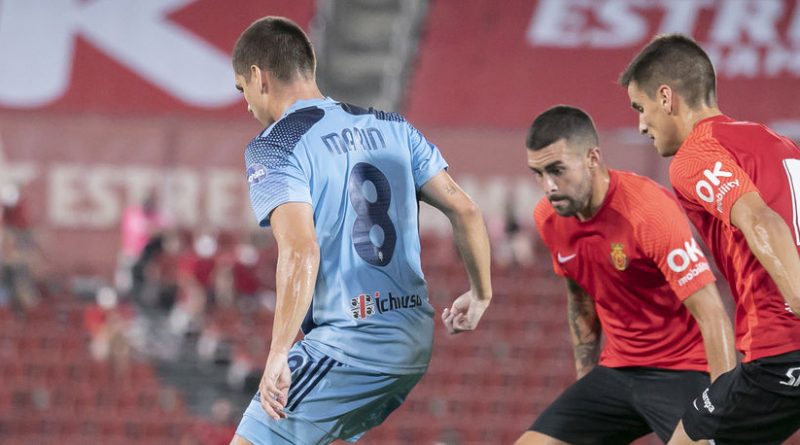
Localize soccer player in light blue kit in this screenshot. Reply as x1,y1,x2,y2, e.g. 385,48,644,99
230,17,494,445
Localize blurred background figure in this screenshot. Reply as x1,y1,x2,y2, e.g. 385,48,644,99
0,183,42,310
119,191,170,297
83,287,136,376
169,230,218,337
179,398,237,445
499,193,535,270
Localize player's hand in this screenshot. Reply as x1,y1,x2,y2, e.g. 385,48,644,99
258,352,291,420
442,290,490,334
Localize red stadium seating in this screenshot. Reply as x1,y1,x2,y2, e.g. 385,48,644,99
3,237,800,444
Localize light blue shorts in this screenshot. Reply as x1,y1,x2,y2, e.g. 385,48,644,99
235,341,423,445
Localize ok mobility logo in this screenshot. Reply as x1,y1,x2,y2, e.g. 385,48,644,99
694,162,740,214
350,291,424,320
667,238,711,287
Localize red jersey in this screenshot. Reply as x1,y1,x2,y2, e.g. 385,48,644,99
534,170,715,371
669,115,800,362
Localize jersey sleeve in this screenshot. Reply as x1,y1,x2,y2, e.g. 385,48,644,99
244,135,311,227
638,188,716,300
669,138,759,229
408,122,448,189
533,199,566,277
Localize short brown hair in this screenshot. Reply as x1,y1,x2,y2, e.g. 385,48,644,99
232,16,315,82
526,105,599,152
619,34,716,108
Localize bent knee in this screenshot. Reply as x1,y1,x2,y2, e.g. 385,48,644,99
230,434,253,445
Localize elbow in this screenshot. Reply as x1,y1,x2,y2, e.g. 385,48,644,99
282,241,320,267
452,199,483,223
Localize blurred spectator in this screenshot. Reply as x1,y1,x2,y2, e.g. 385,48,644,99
136,229,185,311
197,321,233,365
117,191,169,295
0,183,42,309
169,231,218,336
1,183,28,230
496,194,534,269
226,351,259,393
214,234,266,311
179,398,236,445
83,287,135,376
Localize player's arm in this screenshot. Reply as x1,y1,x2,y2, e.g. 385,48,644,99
419,170,492,333
681,284,737,380
259,202,320,419
565,278,600,379
731,192,800,316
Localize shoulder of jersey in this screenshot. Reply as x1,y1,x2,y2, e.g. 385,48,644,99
678,118,721,156
245,106,325,161
338,102,407,123
671,120,733,178
710,118,785,150
612,170,676,222
244,106,326,168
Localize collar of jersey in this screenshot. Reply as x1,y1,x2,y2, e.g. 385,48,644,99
282,96,336,117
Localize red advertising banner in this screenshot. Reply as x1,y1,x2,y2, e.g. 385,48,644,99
0,0,315,117
406,0,800,130
6,0,799,275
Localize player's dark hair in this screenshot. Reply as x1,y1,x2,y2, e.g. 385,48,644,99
526,105,599,152
619,34,716,108
232,16,315,82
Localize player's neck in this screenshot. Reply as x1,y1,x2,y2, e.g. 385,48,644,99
269,81,325,122
576,167,610,221
680,106,722,141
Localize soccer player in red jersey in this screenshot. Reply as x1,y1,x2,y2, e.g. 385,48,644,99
515,106,736,445
621,34,800,445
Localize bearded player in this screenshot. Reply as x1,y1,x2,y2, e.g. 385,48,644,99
515,105,736,445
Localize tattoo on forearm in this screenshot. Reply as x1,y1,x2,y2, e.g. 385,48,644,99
567,281,601,375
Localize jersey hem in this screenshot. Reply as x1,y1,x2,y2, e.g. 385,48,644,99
303,339,430,375
742,343,800,363
600,358,708,372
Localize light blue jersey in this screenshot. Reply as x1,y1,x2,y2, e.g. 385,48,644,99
244,97,447,375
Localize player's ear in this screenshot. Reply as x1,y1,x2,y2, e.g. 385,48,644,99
586,146,601,169
251,65,269,94
658,84,673,114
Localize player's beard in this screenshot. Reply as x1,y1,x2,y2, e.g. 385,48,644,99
550,177,592,218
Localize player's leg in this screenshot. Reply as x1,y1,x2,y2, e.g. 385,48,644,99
230,435,254,445
678,350,800,445
517,366,651,445
323,362,422,442
233,340,423,444
666,421,705,445
514,430,570,445
628,367,709,444
233,342,336,445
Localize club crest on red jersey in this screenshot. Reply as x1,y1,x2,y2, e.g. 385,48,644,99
610,243,627,271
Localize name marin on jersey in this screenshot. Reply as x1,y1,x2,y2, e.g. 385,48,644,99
321,127,387,155
350,291,424,320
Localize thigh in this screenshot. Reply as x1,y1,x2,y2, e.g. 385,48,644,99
683,351,800,445
530,366,651,445
235,341,422,445
629,368,709,443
